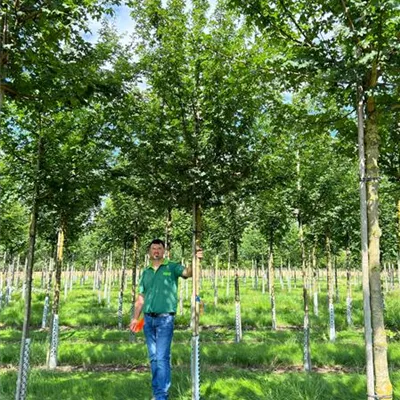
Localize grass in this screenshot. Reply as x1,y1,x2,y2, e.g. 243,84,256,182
1,369,400,400
1,272,400,399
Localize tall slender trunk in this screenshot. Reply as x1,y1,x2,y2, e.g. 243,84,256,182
165,208,172,259
287,259,292,292
334,256,339,301
261,255,266,295
397,200,400,289
299,213,311,372
383,262,389,294
268,232,276,330
297,151,311,372
326,234,335,342
0,6,9,110
357,85,375,397
130,234,139,342
118,243,127,330
312,243,318,317
41,258,54,329
47,224,65,369
254,259,259,289
213,254,218,307
234,268,242,343
191,202,202,400
365,86,392,398
346,247,352,326
0,253,7,306
15,134,44,400
226,243,231,297
179,257,185,316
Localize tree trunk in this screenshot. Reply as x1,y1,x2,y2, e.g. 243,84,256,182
41,258,54,329
299,215,311,372
346,247,353,327
47,225,65,369
191,202,202,400
312,243,318,317
0,8,9,110
357,85,376,397
397,200,400,289
118,244,127,330
261,255,266,295
130,234,139,342
326,234,336,342
334,256,339,301
297,151,311,372
268,233,276,331
365,87,392,398
165,208,172,258
226,243,231,297
234,269,242,343
15,134,43,400
214,254,218,307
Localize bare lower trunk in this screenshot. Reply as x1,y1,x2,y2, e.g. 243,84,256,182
118,244,127,330
346,247,352,326
165,208,172,259
357,86,375,397
47,225,65,369
326,235,335,342
268,233,276,330
226,245,231,297
365,92,392,398
312,243,318,316
15,135,43,399
234,270,242,343
397,200,400,289
297,151,311,372
214,255,218,307
129,235,139,342
191,202,202,400
299,217,311,372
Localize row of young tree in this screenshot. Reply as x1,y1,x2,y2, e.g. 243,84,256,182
1,0,399,399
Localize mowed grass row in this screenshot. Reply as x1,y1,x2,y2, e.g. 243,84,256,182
2,329,400,370
2,276,400,329
1,368,400,399
1,275,400,399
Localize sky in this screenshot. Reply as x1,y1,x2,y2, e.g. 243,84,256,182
84,1,217,45
83,4,135,45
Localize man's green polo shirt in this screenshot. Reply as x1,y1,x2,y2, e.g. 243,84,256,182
139,259,185,314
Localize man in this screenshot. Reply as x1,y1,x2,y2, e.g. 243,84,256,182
130,239,200,400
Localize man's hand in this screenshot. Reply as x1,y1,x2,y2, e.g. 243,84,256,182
130,318,144,332
196,247,203,259
130,319,139,332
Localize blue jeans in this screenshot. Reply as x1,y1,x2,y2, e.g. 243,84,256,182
144,314,175,400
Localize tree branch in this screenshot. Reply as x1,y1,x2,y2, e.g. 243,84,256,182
339,0,361,47
278,0,313,48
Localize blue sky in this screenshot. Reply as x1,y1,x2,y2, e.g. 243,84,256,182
83,4,135,45
84,1,217,44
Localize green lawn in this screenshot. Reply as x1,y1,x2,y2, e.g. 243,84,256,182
1,273,399,399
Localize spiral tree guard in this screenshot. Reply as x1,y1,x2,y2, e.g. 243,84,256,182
15,338,31,400
41,295,49,329
191,335,200,400
49,314,59,369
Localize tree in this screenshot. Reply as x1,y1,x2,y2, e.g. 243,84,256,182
229,1,400,396
125,1,266,396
